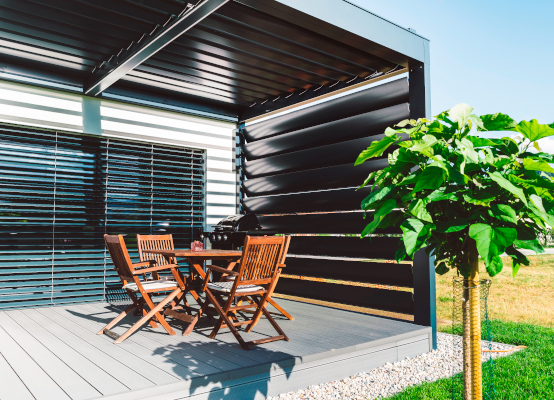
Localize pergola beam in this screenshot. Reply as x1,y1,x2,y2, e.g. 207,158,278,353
84,0,229,96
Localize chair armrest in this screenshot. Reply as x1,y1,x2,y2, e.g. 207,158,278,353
205,264,239,276
132,260,157,268
132,263,179,275
277,263,286,268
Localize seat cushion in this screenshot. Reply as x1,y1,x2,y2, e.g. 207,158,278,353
207,281,263,293
123,278,179,292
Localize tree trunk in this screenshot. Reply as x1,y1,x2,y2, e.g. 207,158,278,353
462,277,471,399
463,240,482,399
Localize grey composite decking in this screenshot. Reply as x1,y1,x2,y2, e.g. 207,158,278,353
0,298,431,400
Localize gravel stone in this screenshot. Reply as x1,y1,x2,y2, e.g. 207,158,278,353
266,333,522,400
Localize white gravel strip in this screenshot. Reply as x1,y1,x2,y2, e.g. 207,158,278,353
266,333,522,400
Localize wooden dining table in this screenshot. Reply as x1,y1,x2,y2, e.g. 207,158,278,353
143,249,242,335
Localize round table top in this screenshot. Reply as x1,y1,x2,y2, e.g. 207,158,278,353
144,249,242,258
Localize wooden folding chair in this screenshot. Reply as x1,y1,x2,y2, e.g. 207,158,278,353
137,234,196,322
201,235,291,350
99,234,186,343
222,236,293,321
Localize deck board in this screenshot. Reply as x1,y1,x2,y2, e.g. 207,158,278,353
0,352,35,400
35,307,182,384
6,309,138,396
0,312,101,400
0,298,431,400
0,322,71,400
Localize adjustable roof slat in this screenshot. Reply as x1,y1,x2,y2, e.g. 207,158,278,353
0,0,427,117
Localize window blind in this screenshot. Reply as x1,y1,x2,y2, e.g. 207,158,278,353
0,124,205,309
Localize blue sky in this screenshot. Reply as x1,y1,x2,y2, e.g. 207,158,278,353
352,0,554,125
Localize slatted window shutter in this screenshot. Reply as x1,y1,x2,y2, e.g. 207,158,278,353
0,124,205,309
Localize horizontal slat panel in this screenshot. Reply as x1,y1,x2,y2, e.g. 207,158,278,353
244,133,406,179
284,257,412,287
0,123,206,309
288,236,401,259
243,187,370,214
243,78,409,142
276,278,414,314
243,159,387,197
258,211,402,234
244,103,409,160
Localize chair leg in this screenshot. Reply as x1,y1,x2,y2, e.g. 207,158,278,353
142,308,159,328
204,289,249,350
115,288,181,344
97,302,137,335
141,293,176,336
267,297,294,320
258,298,289,341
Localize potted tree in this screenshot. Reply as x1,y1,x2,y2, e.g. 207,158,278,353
356,104,554,399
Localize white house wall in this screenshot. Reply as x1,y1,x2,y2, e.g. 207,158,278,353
0,80,237,229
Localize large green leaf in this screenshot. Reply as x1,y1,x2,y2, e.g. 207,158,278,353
488,171,528,206
401,219,434,257
355,134,399,165
478,113,516,131
487,255,504,276
529,204,554,227
427,187,460,202
448,103,473,129
530,194,546,213
455,138,480,164
404,135,438,157
361,199,396,238
409,198,433,222
488,204,517,224
523,158,554,174
463,190,496,206
435,218,468,233
468,224,517,276
466,136,500,148
414,166,446,192
515,119,554,142
388,147,418,172
505,245,529,278
360,186,394,210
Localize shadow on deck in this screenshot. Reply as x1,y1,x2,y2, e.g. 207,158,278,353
0,298,431,400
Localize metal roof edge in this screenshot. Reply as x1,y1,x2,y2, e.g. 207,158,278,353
269,0,429,63
342,0,430,41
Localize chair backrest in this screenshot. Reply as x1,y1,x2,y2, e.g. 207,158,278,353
137,234,176,266
237,235,289,282
104,234,135,280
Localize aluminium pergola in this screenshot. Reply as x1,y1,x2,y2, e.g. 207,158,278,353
0,0,435,347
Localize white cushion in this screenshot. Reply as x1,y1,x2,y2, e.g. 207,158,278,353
123,278,178,292
207,281,263,293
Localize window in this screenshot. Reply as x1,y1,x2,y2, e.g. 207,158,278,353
0,124,204,309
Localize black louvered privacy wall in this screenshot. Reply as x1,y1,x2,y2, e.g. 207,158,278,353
0,124,204,309
239,78,423,316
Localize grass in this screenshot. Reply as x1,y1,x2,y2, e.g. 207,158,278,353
389,254,554,399
436,255,554,328
389,320,554,399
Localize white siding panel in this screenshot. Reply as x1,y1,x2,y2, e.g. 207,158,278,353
207,159,233,171
101,120,232,149
101,106,233,137
207,206,236,216
206,148,234,159
207,218,225,225
207,194,236,205
0,104,82,126
0,88,81,111
207,182,236,193
207,171,235,182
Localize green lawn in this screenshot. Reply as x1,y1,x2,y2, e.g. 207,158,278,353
389,320,554,400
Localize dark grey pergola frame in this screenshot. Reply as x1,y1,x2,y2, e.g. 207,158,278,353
0,0,435,347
